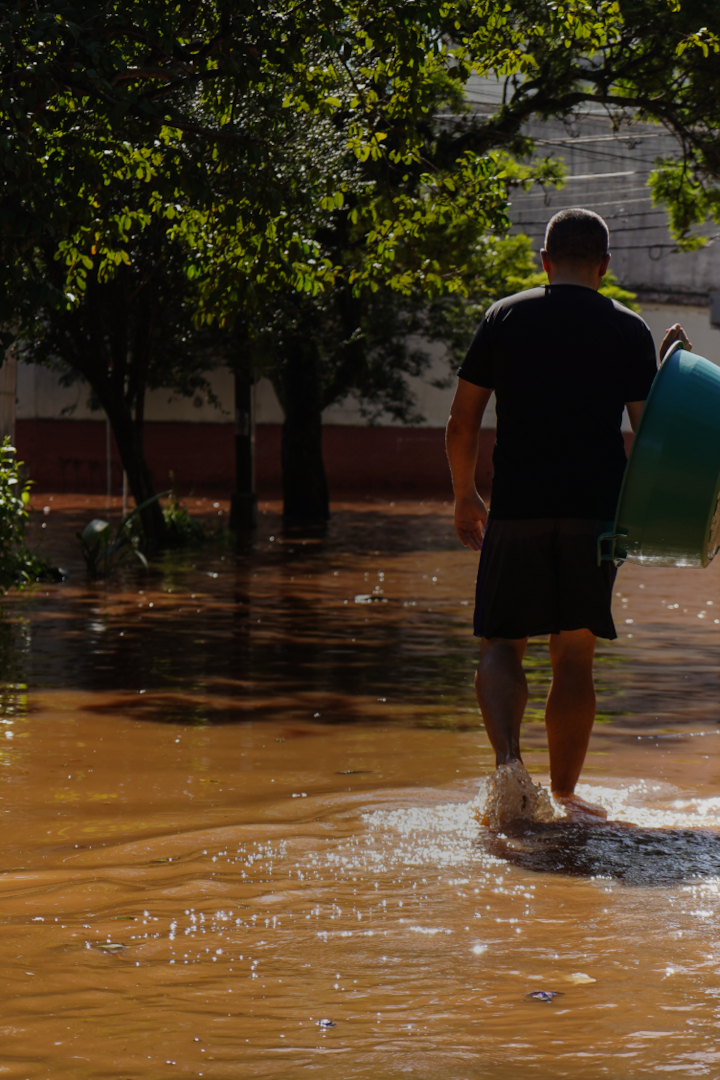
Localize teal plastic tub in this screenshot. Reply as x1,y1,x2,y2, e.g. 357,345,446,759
599,343,720,568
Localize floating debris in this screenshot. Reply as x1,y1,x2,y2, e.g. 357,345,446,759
525,990,564,1001
316,1018,336,1028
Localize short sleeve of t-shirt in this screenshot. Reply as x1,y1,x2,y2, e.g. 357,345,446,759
457,305,496,388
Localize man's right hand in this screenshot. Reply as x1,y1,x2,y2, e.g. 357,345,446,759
454,493,488,551
660,323,692,361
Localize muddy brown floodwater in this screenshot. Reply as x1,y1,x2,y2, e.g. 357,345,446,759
1,496,720,1078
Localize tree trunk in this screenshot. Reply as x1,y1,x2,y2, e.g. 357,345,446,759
107,404,167,549
230,345,257,530
277,338,329,522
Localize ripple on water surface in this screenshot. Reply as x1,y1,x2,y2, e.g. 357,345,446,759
0,501,719,1077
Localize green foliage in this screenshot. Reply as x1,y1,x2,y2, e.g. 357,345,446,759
244,232,547,431
162,492,209,547
648,158,720,249
77,491,168,577
6,0,720,523
0,0,524,325
3,0,720,320
0,439,56,590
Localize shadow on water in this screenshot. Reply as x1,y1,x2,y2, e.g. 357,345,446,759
481,819,720,886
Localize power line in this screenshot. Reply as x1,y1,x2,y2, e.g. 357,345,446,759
512,188,653,205
528,139,673,169
512,208,667,225
533,132,666,145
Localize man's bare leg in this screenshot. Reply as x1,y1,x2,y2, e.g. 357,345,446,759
545,628,605,816
475,637,529,765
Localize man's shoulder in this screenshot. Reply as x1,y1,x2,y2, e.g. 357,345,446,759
606,296,651,332
486,287,547,318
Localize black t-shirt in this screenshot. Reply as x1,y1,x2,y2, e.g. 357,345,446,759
458,284,657,520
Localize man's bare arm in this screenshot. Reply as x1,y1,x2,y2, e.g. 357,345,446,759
446,379,493,550
626,401,645,432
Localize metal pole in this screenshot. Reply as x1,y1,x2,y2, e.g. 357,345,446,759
105,416,112,509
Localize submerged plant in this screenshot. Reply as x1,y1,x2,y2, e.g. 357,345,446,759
0,438,57,589
162,488,208,547
78,491,169,577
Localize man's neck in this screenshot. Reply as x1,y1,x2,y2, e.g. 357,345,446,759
542,255,609,291
547,270,601,290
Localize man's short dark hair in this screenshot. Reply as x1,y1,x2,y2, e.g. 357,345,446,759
544,208,609,264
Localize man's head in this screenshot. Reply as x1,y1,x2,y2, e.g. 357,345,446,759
540,207,611,289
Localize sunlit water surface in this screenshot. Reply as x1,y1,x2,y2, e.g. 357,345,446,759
0,498,718,1078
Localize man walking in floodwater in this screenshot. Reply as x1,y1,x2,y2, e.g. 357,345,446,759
446,207,690,820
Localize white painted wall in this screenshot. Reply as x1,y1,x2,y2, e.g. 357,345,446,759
16,300,718,431
639,304,720,366
16,362,234,423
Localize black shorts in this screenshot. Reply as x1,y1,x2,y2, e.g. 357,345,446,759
474,517,617,640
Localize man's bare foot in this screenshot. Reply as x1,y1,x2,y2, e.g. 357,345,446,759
479,761,560,830
553,793,608,821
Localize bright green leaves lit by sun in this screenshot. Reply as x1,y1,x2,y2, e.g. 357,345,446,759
6,0,720,531
649,159,720,251
5,0,720,326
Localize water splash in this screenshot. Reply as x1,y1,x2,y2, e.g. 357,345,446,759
479,761,564,830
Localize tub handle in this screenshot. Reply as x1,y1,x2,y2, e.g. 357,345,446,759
597,530,627,567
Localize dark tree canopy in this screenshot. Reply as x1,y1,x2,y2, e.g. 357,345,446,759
6,1,720,530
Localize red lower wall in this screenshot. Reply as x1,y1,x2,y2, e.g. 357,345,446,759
15,420,487,498
15,419,635,499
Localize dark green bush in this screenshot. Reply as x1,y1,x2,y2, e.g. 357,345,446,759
0,439,57,589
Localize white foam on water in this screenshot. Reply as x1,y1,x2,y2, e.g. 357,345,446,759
363,799,489,869
480,761,564,830
575,780,720,830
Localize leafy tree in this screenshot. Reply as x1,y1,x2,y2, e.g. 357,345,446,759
245,234,551,520
2,1,521,535
18,219,226,546
203,70,564,520
6,0,720,532
444,1,720,243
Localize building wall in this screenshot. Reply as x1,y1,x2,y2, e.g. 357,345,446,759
14,418,495,499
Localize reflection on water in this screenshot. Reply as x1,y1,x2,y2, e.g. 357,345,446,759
0,499,718,1077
